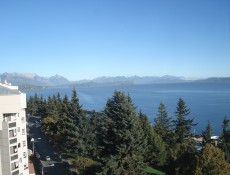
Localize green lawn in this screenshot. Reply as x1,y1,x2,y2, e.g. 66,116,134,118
145,167,166,175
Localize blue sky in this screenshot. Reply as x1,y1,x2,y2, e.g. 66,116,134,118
0,0,229,80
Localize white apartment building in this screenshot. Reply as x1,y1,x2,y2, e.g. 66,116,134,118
0,82,29,175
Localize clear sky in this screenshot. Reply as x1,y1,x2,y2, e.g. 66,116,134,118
0,0,229,80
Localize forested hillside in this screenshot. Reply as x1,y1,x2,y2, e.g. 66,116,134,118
27,89,230,175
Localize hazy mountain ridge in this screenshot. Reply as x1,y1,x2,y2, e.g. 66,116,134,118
0,72,70,86
1,72,229,88
86,75,186,85
195,77,230,83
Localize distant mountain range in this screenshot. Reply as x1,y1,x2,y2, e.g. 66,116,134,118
0,72,70,86
73,75,187,87
1,72,230,88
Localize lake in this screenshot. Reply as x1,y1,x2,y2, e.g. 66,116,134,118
24,82,230,135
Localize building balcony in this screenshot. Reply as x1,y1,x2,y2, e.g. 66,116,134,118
10,145,18,154
9,138,17,145
11,170,19,175
11,161,19,171
11,154,18,161
9,122,16,128
3,113,17,122
9,129,17,138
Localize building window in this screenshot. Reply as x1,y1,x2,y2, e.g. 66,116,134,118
23,141,26,147
24,164,28,170
22,129,25,135
23,152,26,158
18,143,21,148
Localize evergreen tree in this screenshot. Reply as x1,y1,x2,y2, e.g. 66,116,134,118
57,92,62,106
57,95,78,154
70,88,81,113
220,116,230,163
88,110,101,159
166,98,197,175
174,98,196,142
139,111,167,167
27,96,36,115
194,143,230,175
55,92,63,115
154,102,172,143
47,95,59,118
37,95,47,118
222,115,229,134
70,88,89,156
41,116,58,136
56,112,75,153
202,121,213,144
98,91,147,175
33,93,40,115
62,94,71,116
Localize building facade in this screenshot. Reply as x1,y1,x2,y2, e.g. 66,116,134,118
0,83,29,175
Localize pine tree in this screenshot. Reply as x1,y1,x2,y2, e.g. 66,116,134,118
139,111,167,167
41,116,57,136
98,91,147,175
194,143,230,175
70,88,89,156
62,94,71,116
47,95,59,118
27,96,36,115
56,92,63,115
174,98,196,142
37,95,47,118
56,112,75,153
166,98,197,175
154,102,172,143
222,115,230,134
88,110,101,159
57,94,77,153
202,121,213,144
220,116,230,163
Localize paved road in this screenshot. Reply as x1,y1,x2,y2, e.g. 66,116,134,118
28,116,68,175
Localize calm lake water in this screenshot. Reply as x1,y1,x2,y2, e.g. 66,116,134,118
24,82,230,135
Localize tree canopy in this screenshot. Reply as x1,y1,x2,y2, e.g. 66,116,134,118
27,90,230,175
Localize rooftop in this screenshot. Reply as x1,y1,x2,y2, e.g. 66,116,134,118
0,83,20,95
